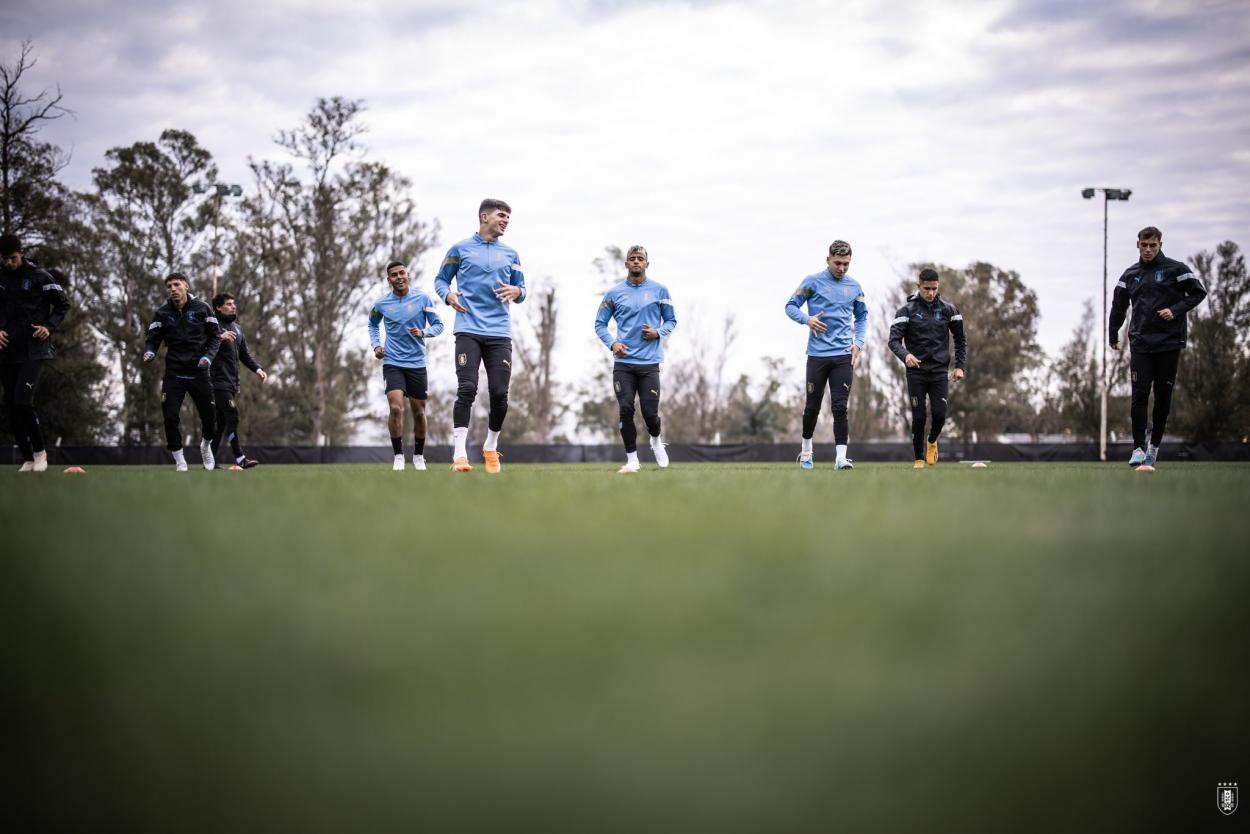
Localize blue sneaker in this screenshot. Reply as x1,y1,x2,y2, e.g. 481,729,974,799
1144,446,1157,467
1128,448,1146,468
797,452,814,470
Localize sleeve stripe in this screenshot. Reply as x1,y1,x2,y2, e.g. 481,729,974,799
42,283,64,292
441,257,460,266
1116,280,1127,289
855,295,865,302
424,307,437,313
206,316,219,324
659,299,674,305
951,314,963,321
891,316,908,324
148,322,161,330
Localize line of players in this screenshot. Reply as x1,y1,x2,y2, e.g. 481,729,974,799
0,215,1203,472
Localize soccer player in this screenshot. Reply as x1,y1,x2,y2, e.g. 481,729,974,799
1108,226,1207,468
210,292,268,469
143,272,221,471
594,245,676,474
434,198,526,474
785,240,868,470
369,260,444,471
0,234,70,472
888,268,967,469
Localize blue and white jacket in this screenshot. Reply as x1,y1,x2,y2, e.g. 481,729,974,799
434,233,527,338
594,278,677,365
785,269,869,357
368,289,444,368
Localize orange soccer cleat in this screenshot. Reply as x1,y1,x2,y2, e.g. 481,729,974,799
482,449,502,474
451,457,474,473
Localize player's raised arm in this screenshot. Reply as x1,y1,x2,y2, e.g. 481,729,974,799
888,305,911,364
1167,269,1207,318
657,287,676,337
422,298,444,339
785,280,814,325
950,306,967,371
594,294,617,350
1108,269,1131,348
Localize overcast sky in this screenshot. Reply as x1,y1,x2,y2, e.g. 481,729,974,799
5,0,1249,401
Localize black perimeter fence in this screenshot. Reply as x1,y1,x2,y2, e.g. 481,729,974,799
15,441,1250,466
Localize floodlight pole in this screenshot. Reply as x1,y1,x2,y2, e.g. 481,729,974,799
1100,193,1108,463
1082,186,1131,462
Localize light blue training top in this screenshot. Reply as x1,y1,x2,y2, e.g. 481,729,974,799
785,269,868,357
368,288,444,368
594,277,677,365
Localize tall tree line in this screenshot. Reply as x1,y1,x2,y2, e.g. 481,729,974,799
3,42,1246,447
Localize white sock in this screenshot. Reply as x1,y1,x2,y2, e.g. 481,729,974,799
649,434,663,446
836,444,848,461
171,449,186,465
484,429,500,452
626,451,639,466
453,427,468,459
801,437,813,454
236,455,246,464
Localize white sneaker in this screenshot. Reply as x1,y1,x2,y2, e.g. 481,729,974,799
32,450,48,472
835,458,854,470
413,455,427,471
650,436,670,468
175,460,189,472
18,460,34,472
392,454,405,471
617,461,641,474
200,440,215,471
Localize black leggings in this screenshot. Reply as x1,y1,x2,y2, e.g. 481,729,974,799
907,369,949,459
802,355,853,445
614,362,662,453
161,370,216,451
453,334,512,431
1130,350,1180,449
1,360,46,459
212,390,242,460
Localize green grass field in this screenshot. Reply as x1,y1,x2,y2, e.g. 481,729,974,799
4,462,1249,832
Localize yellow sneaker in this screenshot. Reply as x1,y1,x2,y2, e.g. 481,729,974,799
913,460,926,470
926,441,939,466
483,449,502,474
451,457,474,472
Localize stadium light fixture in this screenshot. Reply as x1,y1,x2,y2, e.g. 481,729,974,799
192,181,244,296
1082,187,1132,462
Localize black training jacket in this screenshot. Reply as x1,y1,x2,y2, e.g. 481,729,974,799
1108,252,1206,353
144,295,222,374
210,314,263,393
0,259,71,363
888,293,967,372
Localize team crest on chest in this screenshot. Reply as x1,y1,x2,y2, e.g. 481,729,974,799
1155,271,1164,283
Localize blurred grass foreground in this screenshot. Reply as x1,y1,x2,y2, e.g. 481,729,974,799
4,462,1248,832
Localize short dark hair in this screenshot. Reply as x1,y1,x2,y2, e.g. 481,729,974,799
164,272,189,285
211,292,234,309
0,233,22,256
918,268,940,283
1137,226,1162,241
385,260,406,274
479,198,511,217
828,240,852,257
626,245,648,259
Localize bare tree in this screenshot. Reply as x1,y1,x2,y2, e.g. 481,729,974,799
0,40,70,237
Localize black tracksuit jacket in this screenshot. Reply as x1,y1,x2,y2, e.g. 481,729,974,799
144,296,222,374
888,293,968,372
1108,252,1207,353
0,259,71,363
210,314,263,393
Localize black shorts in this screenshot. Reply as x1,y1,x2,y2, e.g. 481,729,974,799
383,364,427,399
